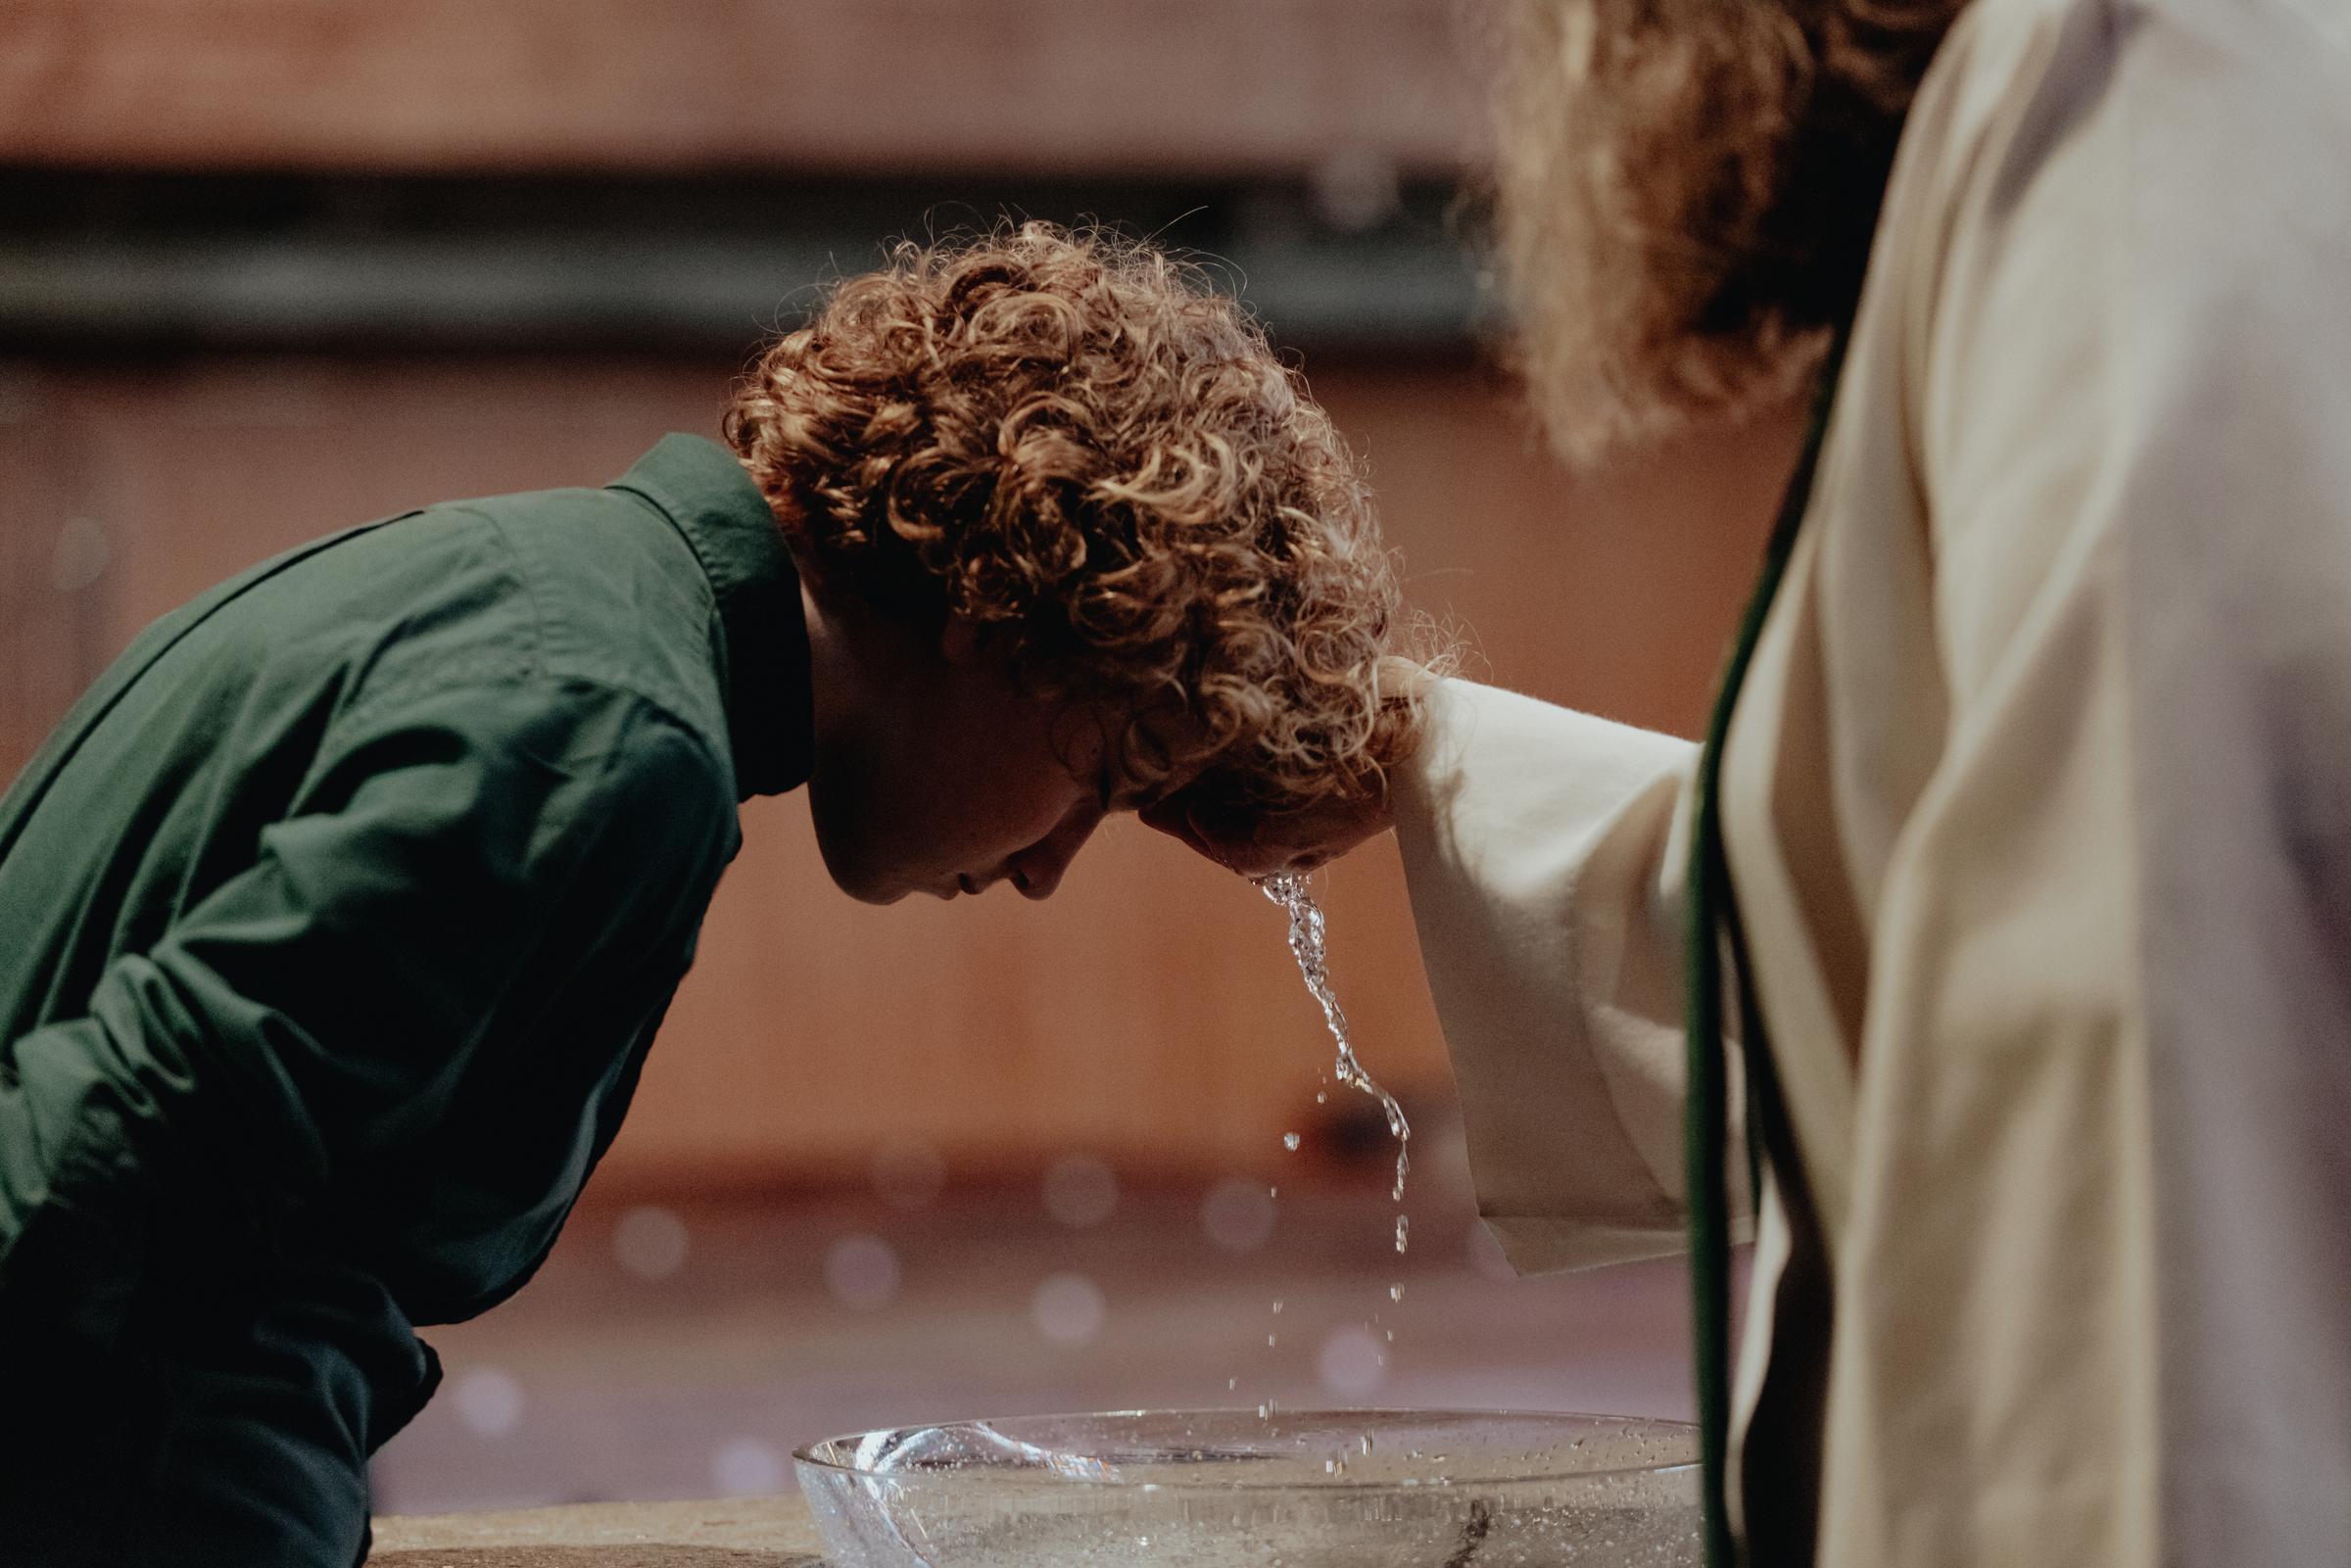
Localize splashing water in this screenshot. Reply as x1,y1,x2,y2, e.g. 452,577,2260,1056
1259,872,1412,1204
1248,872,1414,1429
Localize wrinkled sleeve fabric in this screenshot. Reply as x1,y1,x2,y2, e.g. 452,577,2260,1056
1391,677,1746,1273
1816,4,2351,1564
0,677,736,1349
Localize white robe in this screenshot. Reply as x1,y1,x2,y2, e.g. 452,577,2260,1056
1390,0,2351,1561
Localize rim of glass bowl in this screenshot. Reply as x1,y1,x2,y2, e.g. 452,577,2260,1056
790,1408,1703,1493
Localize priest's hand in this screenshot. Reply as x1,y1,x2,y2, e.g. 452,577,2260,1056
1138,658,1436,878
1138,787,1395,879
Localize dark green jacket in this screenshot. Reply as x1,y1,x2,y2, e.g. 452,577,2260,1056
0,435,808,1559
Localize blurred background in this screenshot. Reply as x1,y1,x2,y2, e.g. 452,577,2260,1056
0,0,1798,1517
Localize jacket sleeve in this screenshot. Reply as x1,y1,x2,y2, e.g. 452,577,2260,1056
0,677,735,1347
1391,676,1748,1273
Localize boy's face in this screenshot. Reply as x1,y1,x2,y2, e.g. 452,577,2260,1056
798,578,1132,906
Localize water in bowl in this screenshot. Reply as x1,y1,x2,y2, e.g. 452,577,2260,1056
796,1409,1703,1567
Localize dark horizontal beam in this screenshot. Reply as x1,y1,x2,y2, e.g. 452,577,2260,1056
0,171,1499,353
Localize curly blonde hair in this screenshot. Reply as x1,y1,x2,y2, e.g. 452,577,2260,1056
723,220,1420,820
1493,0,1971,464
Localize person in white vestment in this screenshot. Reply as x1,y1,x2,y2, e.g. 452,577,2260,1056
1149,1,2351,1562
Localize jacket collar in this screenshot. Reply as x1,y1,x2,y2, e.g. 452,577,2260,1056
610,434,814,800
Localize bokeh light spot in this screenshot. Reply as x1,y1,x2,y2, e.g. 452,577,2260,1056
1031,1271,1108,1346
872,1137,946,1211
452,1366,526,1439
1200,1177,1277,1254
1318,1327,1387,1400
1042,1154,1119,1229
711,1437,788,1497
825,1233,902,1310
1312,146,1403,232
611,1204,690,1281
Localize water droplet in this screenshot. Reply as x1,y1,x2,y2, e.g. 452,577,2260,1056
1282,1132,1301,1152
1395,1215,1410,1254
1268,1333,1279,1348
1227,1377,1238,1392
1271,1300,1283,1314
1389,1284,1404,1303
1315,1090,1327,1105
1260,874,1411,1206
1360,1434,1374,1456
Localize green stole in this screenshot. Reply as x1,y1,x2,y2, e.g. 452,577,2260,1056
1684,332,1850,1567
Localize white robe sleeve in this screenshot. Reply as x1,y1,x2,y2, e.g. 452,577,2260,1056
1390,677,1744,1273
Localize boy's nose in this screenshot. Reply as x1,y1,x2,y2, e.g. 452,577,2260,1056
1009,808,1101,900
1011,845,1074,901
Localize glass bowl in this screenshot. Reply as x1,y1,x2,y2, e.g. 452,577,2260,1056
792,1408,1701,1567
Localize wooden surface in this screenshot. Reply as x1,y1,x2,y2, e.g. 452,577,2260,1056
371,1497,825,1567
0,0,1486,176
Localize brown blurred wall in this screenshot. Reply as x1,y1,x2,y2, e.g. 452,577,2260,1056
0,354,1796,1189
0,0,1802,1193
2,0,1485,175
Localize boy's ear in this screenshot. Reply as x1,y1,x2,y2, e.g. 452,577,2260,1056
939,613,987,666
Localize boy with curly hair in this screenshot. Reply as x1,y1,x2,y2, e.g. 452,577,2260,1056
0,221,1418,1567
